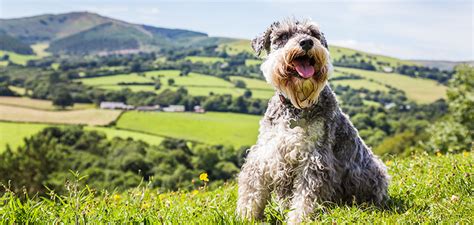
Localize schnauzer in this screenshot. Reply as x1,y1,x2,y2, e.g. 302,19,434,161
236,19,389,224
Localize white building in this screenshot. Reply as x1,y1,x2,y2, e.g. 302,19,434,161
100,102,134,110
162,105,185,112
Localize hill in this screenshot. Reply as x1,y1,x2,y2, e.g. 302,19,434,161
0,12,230,54
0,152,471,223
0,34,33,54
411,60,474,71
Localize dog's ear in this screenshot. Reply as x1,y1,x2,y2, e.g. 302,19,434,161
320,32,329,50
251,22,278,56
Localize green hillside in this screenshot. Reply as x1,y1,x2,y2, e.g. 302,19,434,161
1,153,471,223
116,111,260,147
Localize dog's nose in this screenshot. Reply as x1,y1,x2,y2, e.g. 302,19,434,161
299,39,314,51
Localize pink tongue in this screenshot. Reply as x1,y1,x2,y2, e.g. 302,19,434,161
293,59,315,78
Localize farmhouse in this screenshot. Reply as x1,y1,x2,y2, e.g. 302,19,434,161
100,102,134,110
194,105,205,113
162,105,185,112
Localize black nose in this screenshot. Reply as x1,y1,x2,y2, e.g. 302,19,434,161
299,39,314,51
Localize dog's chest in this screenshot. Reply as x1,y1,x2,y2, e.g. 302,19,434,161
261,116,326,164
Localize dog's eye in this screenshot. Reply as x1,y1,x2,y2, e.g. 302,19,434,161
280,34,289,40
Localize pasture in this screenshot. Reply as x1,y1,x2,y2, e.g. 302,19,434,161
0,122,48,152
184,56,225,64
336,67,447,103
0,105,121,126
0,50,41,65
77,70,275,99
116,111,261,147
0,122,165,152
0,96,94,110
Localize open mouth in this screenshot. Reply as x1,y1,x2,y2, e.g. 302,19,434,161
291,55,316,79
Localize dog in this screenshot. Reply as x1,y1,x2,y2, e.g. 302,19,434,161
236,19,389,224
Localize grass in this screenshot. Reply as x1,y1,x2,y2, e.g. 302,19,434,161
78,70,275,98
0,96,94,110
332,79,389,92
184,56,225,64
116,111,261,147
329,46,418,69
0,105,121,126
335,67,447,103
218,39,253,55
0,122,164,152
7,86,27,95
0,152,471,223
0,50,41,65
31,43,51,57
0,121,48,152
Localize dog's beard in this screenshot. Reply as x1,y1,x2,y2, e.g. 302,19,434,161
271,46,330,109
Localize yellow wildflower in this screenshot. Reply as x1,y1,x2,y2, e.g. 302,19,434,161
436,152,442,157
385,160,393,166
113,194,121,201
141,202,151,209
192,190,199,195
199,172,209,182
463,152,469,157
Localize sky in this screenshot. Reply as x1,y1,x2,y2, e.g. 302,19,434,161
1,0,473,61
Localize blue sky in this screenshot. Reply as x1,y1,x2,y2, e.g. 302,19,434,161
1,0,472,61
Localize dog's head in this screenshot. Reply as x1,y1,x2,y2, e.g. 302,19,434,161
253,19,332,109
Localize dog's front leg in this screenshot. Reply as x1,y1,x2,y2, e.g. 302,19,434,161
286,155,330,225
236,152,272,221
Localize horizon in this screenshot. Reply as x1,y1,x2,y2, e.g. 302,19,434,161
0,0,473,61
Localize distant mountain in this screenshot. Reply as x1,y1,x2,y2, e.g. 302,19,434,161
0,12,231,55
411,60,474,71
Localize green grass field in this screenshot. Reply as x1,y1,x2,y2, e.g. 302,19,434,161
0,121,164,152
218,39,253,55
116,111,261,147
184,56,225,64
0,50,41,65
1,152,471,223
332,79,390,92
78,70,275,99
335,67,447,103
0,122,48,152
329,46,417,69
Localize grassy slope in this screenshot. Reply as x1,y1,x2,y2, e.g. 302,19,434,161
116,111,260,147
336,67,447,103
0,50,41,65
78,70,273,99
1,153,471,223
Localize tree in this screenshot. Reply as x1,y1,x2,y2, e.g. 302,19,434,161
234,80,246,88
243,89,252,98
168,78,175,86
52,86,74,109
425,65,473,153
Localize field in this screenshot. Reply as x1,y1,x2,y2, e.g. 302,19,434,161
116,111,261,147
0,121,165,152
0,121,48,151
78,70,275,99
0,96,94,110
218,39,253,55
0,105,121,126
332,79,390,92
0,50,41,65
329,46,417,68
1,153,471,223
184,56,225,64
336,67,447,103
